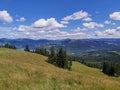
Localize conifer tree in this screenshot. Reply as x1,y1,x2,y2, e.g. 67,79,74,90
24,45,30,52
102,62,115,76
48,47,72,70
48,46,56,64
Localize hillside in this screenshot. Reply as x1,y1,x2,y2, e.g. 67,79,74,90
0,49,120,90
79,50,120,62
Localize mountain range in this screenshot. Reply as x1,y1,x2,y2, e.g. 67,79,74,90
0,38,120,54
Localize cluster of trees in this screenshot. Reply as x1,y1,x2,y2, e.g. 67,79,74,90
4,43,16,49
102,62,120,76
34,47,49,56
24,45,49,56
48,46,72,70
24,45,72,70
24,45,30,52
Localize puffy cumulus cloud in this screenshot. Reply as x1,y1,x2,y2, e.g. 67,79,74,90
110,12,120,20
32,18,65,30
83,22,104,29
0,10,13,23
82,17,92,21
104,20,116,25
104,20,111,24
16,17,26,22
62,10,89,21
95,26,120,38
18,18,66,32
18,25,32,31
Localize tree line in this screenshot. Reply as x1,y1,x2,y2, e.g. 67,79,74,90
2,43,16,49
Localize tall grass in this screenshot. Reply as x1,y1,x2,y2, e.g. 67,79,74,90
0,48,120,90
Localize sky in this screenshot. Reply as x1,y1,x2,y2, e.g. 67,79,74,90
0,0,120,39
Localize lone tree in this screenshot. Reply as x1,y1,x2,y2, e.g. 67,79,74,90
24,45,30,52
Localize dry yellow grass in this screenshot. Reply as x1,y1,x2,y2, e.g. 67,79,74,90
0,48,120,90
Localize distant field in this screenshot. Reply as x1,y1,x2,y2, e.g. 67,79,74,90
0,48,120,90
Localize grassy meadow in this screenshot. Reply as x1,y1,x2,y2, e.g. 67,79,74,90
0,48,120,90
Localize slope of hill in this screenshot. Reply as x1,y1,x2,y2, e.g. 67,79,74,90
0,48,120,90
79,50,120,62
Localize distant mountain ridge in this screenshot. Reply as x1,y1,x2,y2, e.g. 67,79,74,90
0,38,60,50
1,38,120,54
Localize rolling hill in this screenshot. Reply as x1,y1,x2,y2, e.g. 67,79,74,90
0,48,120,90
77,50,120,63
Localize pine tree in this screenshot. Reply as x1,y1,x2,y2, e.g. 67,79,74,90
102,62,106,73
56,48,69,69
102,62,115,76
48,47,72,70
24,45,30,52
48,46,56,64
56,48,64,68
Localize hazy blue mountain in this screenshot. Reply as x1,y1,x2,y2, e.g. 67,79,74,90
0,38,59,50
1,38,120,54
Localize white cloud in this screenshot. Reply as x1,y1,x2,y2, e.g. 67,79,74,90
32,18,65,30
110,12,120,20
0,10,13,23
18,25,31,31
83,17,92,21
104,20,116,25
18,18,66,32
6,25,92,39
104,20,111,24
62,10,89,21
16,17,26,22
83,22,104,29
95,26,120,38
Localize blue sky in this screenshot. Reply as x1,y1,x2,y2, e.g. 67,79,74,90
0,0,120,39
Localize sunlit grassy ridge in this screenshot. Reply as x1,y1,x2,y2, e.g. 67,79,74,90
0,48,120,90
